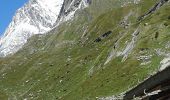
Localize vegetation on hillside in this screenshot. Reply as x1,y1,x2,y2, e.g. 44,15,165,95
0,0,170,99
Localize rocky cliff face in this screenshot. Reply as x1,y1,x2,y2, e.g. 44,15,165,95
57,0,91,23
0,0,90,57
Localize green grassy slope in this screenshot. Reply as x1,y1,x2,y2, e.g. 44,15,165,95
0,0,170,100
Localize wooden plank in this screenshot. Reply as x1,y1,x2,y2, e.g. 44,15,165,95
124,66,170,100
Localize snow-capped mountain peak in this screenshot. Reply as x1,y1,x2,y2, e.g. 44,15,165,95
0,0,90,57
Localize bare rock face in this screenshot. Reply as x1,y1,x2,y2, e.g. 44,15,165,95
57,0,91,23
0,0,90,57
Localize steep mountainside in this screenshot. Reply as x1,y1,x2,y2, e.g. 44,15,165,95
0,0,170,100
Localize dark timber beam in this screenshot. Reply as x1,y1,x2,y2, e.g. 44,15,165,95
124,66,170,100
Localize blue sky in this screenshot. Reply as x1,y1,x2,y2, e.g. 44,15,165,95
0,0,28,36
